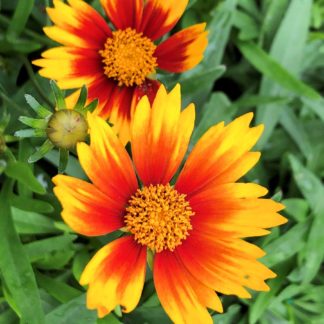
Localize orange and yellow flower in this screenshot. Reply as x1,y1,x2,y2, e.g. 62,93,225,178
33,0,208,143
53,85,286,323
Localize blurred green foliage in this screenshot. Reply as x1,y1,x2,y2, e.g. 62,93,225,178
1,0,324,323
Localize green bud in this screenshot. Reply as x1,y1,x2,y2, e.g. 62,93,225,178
46,110,88,150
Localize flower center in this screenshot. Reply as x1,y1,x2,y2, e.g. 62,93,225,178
99,28,157,87
124,184,194,253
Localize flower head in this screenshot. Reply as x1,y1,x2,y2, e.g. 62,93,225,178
16,81,97,172
33,0,208,143
53,85,286,323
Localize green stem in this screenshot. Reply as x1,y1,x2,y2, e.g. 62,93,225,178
0,92,30,116
19,55,53,108
0,14,54,47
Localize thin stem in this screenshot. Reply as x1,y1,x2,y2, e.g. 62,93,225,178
19,55,53,108
0,92,30,116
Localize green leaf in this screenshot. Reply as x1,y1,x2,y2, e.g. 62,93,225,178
72,251,91,282
45,295,97,324
4,161,46,194
50,80,66,110
254,0,313,148
19,116,47,129
97,314,122,324
262,221,310,267
0,37,41,54
9,194,54,214
289,154,324,283
6,0,35,38
191,91,234,146
234,10,259,40
249,259,294,324
302,97,324,122
74,85,88,112
36,250,75,270
14,128,46,138
212,304,241,324
230,95,290,109
29,140,54,163
0,185,45,323
25,94,52,118
180,65,226,107
282,198,309,223
259,0,289,44
84,98,99,113
280,109,313,159
24,234,76,263
36,272,82,304
237,40,320,101
11,207,60,234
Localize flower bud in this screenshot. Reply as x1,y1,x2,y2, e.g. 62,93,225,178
46,110,88,149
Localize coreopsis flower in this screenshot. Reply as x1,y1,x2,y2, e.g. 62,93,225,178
33,0,208,143
53,85,286,323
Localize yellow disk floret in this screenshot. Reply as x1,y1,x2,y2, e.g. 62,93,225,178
99,28,157,87
124,184,194,252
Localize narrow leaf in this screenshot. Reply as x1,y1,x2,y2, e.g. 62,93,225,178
11,207,60,234
0,186,45,324
15,128,46,138
45,295,96,324
36,272,82,304
4,161,46,194
19,116,47,129
50,80,66,110
237,40,320,100
73,85,88,112
289,154,324,283
28,140,54,163
10,194,54,214
6,0,35,38
83,98,98,113
25,94,52,118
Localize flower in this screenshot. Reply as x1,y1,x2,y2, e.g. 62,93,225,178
33,0,208,143
53,85,286,323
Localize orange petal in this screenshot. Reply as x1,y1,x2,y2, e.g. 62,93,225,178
176,113,264,197
81,236,146,317
189,184,287,235
154,251,217,324
100,0,143,30
77,113,138,206
156,23,208,72
33,47,102,89
102,85,136,145
46,0,110,49
53,175,124,236
131,84,195,185
140,0,189,41
177,233,275,298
